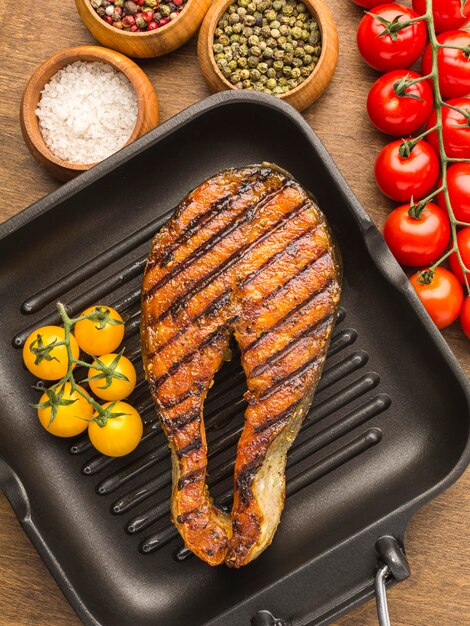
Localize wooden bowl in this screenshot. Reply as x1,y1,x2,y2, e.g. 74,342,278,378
20,46,159,182
198,0,339,112
76,0,212,58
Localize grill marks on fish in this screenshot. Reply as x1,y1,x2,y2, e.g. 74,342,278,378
149,195,311,326
141,165,342,568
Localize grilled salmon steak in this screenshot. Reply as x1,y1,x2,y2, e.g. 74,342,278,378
141,164,342,568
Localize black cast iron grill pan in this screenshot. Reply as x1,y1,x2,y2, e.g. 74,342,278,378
0,92,468,626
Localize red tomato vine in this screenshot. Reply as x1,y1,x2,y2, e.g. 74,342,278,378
356,0,470,332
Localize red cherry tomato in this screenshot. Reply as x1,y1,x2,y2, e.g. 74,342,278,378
449,227,470,285
383,202,450,266
461,296,470,338
367,70,434,136
412,0,470,33
375,140,440,202
422,30,470,99
410,267,464,328
437,162,470,222
427,98,470,160
357,4,427,72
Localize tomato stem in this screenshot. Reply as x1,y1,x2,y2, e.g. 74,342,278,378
54,303,122,425
424,0,470,294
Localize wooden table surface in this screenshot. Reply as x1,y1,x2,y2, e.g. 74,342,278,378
0,1,469,624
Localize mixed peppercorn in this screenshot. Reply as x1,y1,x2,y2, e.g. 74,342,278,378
213,0,321,96
90,0,188,31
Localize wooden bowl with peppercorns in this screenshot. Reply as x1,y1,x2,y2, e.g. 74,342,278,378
198,0,338,112
76,0,212,58
20,46,159,181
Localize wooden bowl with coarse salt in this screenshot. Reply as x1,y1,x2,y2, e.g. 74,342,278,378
75,0,212,58
20,46,159,182
198,0,339,112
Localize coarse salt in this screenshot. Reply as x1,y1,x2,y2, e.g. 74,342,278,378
35,61,138,165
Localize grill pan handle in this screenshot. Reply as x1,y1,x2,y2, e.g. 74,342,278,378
374,536,410,626
251,536,410,626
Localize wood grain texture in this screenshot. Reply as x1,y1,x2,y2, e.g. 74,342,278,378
0,0,469,625
75,0,212,58
197,0,339,111
20,45,159,181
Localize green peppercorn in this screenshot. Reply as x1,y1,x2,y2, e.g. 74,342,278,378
230,71,241,84
214,0,320,97
291,26,302,39
135,15,146,28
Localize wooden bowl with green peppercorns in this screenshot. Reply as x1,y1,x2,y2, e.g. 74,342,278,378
198,0,338,112
76,0,212,58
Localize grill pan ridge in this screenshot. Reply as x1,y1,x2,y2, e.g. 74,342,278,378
0,91,468,626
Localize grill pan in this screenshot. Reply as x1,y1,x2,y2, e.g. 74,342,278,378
0,91,469,626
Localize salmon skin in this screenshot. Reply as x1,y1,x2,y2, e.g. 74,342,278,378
141,164,342,568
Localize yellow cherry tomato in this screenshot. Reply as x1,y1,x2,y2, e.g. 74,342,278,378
87,353,137,401
74,305,125,356
37,383,92,438
23,326,79,380
88,401,143,457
